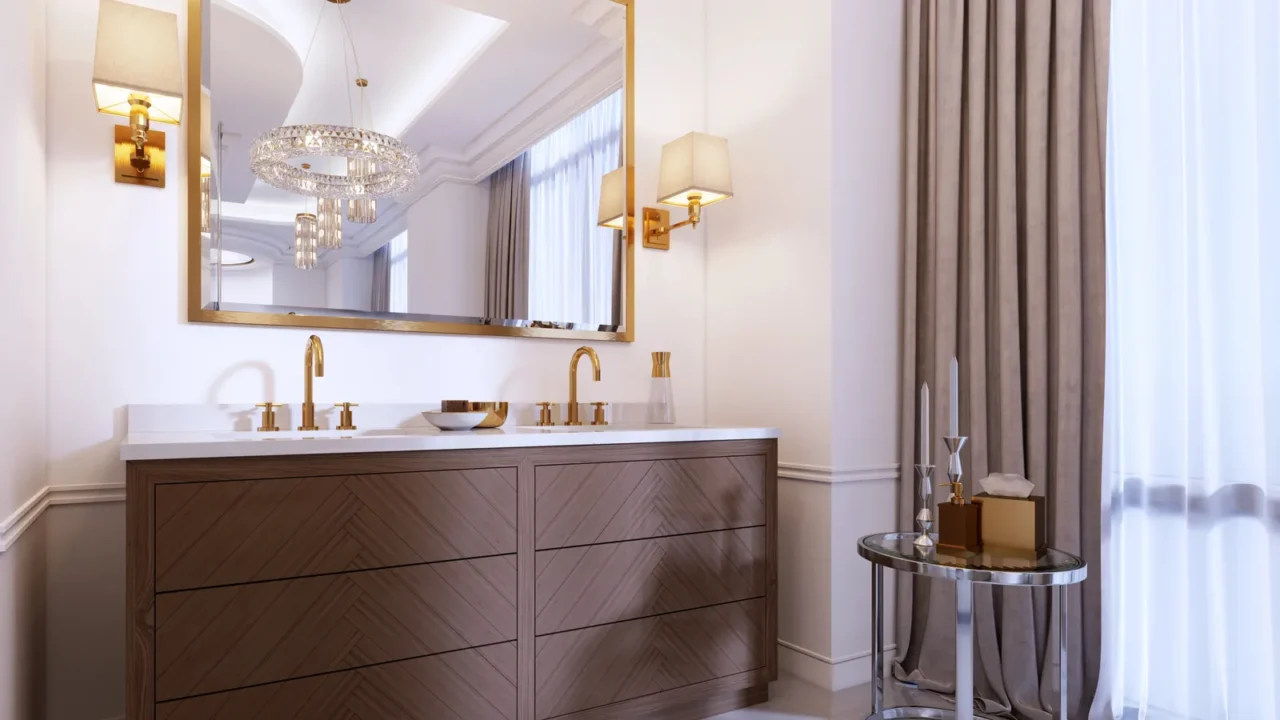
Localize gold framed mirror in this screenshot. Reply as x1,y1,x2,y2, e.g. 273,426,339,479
186,0,634,341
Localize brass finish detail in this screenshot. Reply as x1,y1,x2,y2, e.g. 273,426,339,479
356,78,368,87
591,402,609,426
254,403,280,432
185,0,636,342
468,401,510,428
114,125,166,188
441,400,470,412
536,402,555,427
299,335,325,431
651,351,672,378
301,162,311,169
642,193,703,251
567,347,601,426
334,402,358,431
972,493,1046,551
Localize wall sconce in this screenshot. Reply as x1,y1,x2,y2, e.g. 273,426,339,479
92,0,184,187
597,166,627,230
643,132,733,250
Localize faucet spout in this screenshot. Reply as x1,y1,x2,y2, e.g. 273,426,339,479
300,335,325,430
567,346,601,426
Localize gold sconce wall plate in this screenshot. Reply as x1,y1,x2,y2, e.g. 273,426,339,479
114,125,166,187
643,207,671,250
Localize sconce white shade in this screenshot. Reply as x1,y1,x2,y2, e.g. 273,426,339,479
199,86,213,177
93,0,184,125
597,166,626,229
656,132,733,207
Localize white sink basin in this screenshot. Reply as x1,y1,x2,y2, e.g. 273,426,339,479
515,425,612,432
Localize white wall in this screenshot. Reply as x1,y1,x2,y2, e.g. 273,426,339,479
35,1,709,717
407,178,490,317
706,0,904,691
220,262,274,305
325,256,374,312
0,0,49,715
272,263,329,307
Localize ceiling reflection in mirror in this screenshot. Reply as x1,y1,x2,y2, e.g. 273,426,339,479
199,0,629,332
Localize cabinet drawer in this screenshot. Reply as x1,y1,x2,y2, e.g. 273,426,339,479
535,599,765,719
155,642,517,720
535,528,765,635
535,457,765,549
156,556,515,701
155,468,516,591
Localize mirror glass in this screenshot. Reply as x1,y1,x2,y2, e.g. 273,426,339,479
198,0,629,333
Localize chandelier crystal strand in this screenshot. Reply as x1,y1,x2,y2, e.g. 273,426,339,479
347,156,378,223
294,213,317,269
250,125,417,199
317,197,343,248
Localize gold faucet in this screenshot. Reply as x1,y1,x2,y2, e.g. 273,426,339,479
299,335,325,431
567,346,601,426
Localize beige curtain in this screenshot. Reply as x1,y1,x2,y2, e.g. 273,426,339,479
484,152,531,320
895,1,1108,718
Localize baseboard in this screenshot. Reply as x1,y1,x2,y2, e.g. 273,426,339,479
0,483,126,552
778,463,900,484
778,640,897,691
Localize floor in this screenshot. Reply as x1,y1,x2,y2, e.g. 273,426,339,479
708,675,951,720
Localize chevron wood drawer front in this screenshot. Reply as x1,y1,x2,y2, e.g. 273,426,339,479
155,556,516,701
535,527,766,635
534,598,765,719
154,468,517,591
154,642,517,720
534,456,766,550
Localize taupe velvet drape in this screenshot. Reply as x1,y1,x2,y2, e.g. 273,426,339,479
484,152,531,320
894,2,1108,718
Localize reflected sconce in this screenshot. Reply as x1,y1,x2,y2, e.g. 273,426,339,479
597,167,627,230
200,87,212,232
643,132,733,250
92,0,184,187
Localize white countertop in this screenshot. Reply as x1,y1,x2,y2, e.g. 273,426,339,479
120,425,780,461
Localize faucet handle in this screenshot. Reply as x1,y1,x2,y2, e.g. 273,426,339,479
591,402,609,426
536,402,555,427
255,403,280,432
334,403,358,431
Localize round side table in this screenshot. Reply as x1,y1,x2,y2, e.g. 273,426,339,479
858,532,1087,720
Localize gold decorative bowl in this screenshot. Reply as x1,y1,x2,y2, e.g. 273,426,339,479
467,402,509,428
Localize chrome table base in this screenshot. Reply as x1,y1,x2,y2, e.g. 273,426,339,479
870,708,1001,720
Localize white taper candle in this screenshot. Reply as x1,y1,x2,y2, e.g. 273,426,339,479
919,383,931,467
949,356,960,436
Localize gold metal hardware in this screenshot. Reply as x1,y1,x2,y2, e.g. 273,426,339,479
114,125,166,187
536,402,555,427
334,402,358,431
642,193,703,251
567,346,601,426
254,402,280,432
299,335,325,430
591,402,609,426
651,351,672,378
184,0,636,343
356,78,368,87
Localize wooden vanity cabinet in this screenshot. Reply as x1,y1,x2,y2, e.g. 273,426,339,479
127,439,777,720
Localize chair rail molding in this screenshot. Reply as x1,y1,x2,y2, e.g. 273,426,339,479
777,462,900,484
0,483,127,552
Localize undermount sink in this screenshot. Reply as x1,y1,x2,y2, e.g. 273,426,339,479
516,425,612,432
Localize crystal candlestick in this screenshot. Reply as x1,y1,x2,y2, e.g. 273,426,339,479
914,463,936,549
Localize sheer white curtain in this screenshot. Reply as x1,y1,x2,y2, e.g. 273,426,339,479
527,89,622,327
1105,1,1280,718
389,230,408,314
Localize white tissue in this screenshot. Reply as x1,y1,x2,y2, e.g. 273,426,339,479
979,472,1034,498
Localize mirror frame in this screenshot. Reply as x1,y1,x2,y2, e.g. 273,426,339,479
185,0,635,342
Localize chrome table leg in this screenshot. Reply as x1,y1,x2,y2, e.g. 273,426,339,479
1059,584,1068,720
955,578,973,720
872,563,884,716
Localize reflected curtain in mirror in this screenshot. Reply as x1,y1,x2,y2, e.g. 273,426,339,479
528,89,623,328
484,153,531,320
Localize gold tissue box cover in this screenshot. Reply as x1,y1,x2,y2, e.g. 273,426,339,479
972,493,1046,551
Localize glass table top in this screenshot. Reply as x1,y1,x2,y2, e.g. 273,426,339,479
858,532,1087,586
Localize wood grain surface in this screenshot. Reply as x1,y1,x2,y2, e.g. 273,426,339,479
534,599,765,719
155,468,516,591
155,642,517,720
535,528,765,635
534,456,765,550
156,556,516,700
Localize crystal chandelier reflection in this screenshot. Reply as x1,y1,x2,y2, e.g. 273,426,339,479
294,213,318,270
347,157,377,223
248,1,418,203
317,197,342,249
